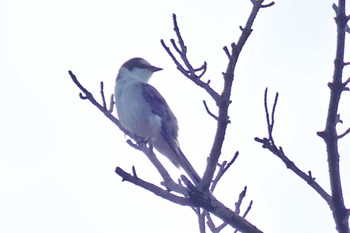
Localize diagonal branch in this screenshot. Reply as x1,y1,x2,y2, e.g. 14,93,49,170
254,137,332,207
115,167,190,205
161,15,220,104
69,70,123,130
210,152,239,192
256,88,332,207
69,70,186,194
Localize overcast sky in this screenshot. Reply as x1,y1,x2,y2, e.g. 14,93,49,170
1,0,349,232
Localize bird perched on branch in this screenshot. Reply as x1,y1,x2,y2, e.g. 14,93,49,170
115,57,200,185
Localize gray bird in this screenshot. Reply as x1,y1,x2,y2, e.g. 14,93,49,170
115,57,200,184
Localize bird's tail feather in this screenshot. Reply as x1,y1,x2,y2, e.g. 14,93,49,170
174,146,201,185
159,126,201,185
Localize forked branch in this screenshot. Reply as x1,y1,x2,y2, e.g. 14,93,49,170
255,89,332,207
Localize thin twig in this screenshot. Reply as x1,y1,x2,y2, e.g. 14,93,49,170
234,201,253,233
161,15,220,103
338,127,350,139
271,92,279,132
210,152,239,192
223,46,231,58
108,94,115,113
100,81,107,110
68,71,123,130
255,137,332,207
205,211,228,233
203,100,219,121
242,200,253,219
235,186,247,215
261,1,275,8
198,209,206,233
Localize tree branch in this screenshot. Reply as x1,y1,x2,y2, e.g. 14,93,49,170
161,15,220,104
256,89,332,208
200,0,273,192
210,152,239,192
203,100,219,121
68,70,124,130
115,167,190,206
316,1,350,232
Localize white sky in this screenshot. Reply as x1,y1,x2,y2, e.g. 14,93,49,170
1,0,349,232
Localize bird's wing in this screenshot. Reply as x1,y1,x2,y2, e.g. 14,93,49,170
142,83,178,141
142,83,201,184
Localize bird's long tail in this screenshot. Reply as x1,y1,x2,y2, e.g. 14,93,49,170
159,126,201,185
174,146,201,185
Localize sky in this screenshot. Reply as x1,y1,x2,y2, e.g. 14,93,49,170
1,0,349,232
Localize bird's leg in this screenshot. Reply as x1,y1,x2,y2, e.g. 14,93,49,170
126,134,149,146
135,136,151,146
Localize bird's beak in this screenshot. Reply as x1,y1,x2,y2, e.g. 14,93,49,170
150,66,163,72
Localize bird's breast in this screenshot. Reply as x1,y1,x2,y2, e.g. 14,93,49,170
115,82,161,140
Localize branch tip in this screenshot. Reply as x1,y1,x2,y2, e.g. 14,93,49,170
261,1,275,8
79,93,88,99
132,166,138,178
203,100,219,121
223,46,231,58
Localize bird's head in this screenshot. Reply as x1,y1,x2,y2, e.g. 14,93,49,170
117,57,163,83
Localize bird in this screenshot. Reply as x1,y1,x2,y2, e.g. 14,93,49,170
114,57,200,185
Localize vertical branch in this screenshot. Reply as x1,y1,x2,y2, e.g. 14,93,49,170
317,1,349,232
264,88,279,143
200,0,274,191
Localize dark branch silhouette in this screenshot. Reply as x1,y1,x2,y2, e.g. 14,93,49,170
255,1,349,232
255,89,332,206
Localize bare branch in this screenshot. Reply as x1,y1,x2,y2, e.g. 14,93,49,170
271,92,279,129
235,186,247,214
197,209,206,233
223,46,231,58
203,100,219,121
79,92,88,99
68,70,124,130
234,201,253,233
255,137,332,207
210,152,239,192
242,200,253,219
108,94,115,113
100,81,107,110
127,140,188,194
342,76,350,90
131,166,138,178
205,212,228,233
205,212,217,232
161,15,220,103
115,167,190,206
261,2,275,8
200,0,271,193
263,88,279,141
256,86,332,207
337,127,350,139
